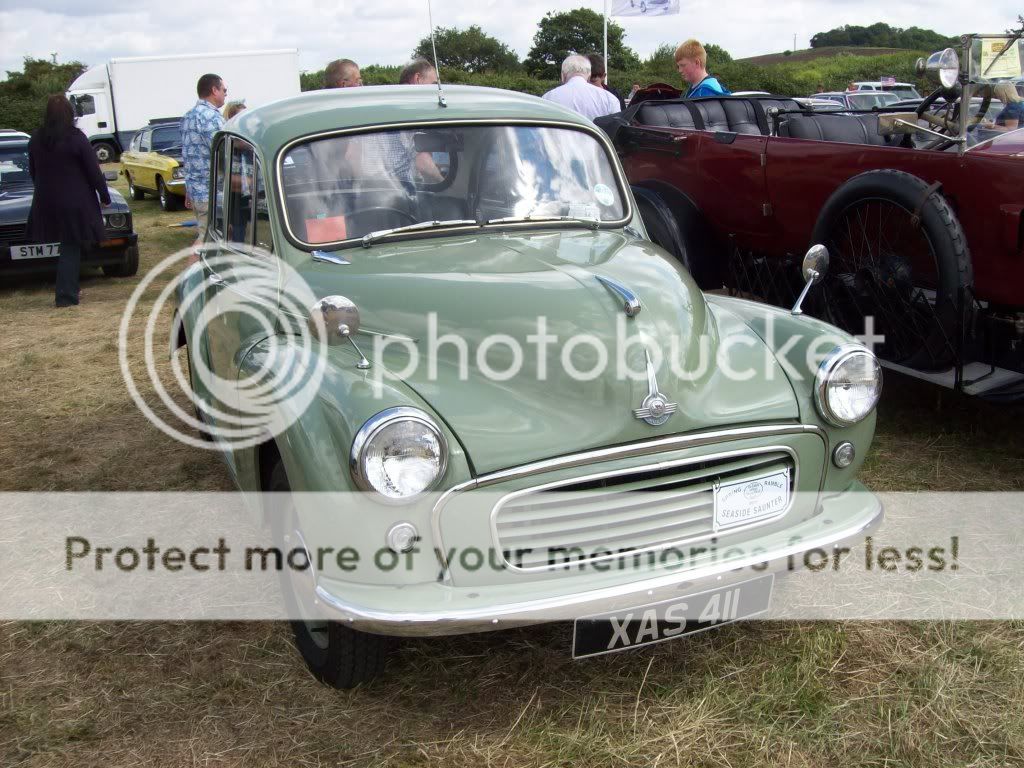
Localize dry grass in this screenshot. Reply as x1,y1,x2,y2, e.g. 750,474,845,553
1,169,1023,766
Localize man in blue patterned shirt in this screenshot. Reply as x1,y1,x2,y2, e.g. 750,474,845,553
180,73,227,253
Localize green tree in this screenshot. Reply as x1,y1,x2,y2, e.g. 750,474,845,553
0,57,87,134
810,23,955,50
524,8,639,79
413,25,520,73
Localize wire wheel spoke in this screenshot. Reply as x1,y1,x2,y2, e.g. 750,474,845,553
826,197,951,365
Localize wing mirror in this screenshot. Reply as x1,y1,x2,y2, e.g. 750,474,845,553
791,244,828,316
308,295,370,369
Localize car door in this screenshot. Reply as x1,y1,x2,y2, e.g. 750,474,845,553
121,131,143,183
200,136,279,437
136,129,155,190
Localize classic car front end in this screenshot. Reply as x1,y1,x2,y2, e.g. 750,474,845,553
0,137,139,277
176,85,883,687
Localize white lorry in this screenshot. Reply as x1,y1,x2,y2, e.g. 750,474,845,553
67,49,301,163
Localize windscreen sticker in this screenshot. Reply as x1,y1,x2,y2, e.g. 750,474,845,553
593,183,615,207
979,39,1022,79
305,215,347,243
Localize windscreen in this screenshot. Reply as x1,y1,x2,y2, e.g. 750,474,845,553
0,144,31,188
280,124,626,245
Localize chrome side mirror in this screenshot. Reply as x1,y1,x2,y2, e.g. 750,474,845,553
792,245,829,316
308,295,370,369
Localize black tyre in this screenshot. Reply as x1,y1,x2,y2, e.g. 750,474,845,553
158,177,181,211
180,340,213,442
126,173,145,201
93,141,117,164
811,170,973,371
267,459,390,688
633,187,723,290
102,245,139,277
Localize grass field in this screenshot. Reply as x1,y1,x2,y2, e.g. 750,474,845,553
1,169,1022,767
735,47,910,66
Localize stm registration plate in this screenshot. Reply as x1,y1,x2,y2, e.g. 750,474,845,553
10,243,60,260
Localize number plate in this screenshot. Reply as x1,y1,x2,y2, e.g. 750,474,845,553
572,574,774,659
714,469,790,530
10,243,60,260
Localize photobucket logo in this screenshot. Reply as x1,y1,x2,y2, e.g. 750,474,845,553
119,245,327,450
364,312,875,391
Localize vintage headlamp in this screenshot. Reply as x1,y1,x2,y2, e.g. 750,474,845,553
351,407,447,501
814,346,882,427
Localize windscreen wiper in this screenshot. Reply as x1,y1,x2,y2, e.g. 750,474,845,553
360,219,477,247
485,214,601,230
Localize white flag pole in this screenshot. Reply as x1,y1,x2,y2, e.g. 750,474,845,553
603,0,608,78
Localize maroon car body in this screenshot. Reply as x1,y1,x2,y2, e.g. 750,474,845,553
602,91,1024,398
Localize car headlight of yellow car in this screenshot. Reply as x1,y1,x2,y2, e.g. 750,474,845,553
172,166,185,180
814,345,882,427
350,407,448,501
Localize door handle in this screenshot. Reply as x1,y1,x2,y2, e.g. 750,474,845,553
208,273,225,287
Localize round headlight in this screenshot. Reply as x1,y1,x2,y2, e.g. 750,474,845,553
351,407,447,501
814,346,882,427
106,213,127,229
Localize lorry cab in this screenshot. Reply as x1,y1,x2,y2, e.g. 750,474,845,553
67,64,120,163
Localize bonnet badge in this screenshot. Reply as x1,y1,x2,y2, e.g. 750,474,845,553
633,349,677,427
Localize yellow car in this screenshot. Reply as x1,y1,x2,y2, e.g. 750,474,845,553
119,120,186,211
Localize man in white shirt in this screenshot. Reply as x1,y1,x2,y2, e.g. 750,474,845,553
542,54,621,121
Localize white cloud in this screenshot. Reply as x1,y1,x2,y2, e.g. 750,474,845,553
1,0,1019,79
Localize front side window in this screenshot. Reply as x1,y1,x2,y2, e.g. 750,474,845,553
226,140,255,246
77,95,95,116
210,139,226,237
280,123,627,246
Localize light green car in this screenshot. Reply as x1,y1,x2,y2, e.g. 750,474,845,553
175,85,883,688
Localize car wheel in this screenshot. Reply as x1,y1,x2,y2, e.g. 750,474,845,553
126,173,145,201
158,177,180,212
102,245,139,277
93,141,117,164
266,458,391,688
812,169,974,371
633,186,724,290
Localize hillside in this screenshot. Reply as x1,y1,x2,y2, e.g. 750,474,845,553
738,46,916,66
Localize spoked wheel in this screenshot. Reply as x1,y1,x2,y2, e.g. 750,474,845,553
813,170,973,371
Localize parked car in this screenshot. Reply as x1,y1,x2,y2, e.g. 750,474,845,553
812,91,902,111
119,120,185,211
794,97,845,112
599,32,1024,399
0,134,138,276
173,84,883,687
851,81,922,100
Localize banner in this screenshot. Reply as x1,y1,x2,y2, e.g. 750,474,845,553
610,0,680,17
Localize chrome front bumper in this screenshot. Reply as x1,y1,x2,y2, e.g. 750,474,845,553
314,482,883,636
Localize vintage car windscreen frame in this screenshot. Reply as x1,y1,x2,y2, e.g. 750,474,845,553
275,119,633,251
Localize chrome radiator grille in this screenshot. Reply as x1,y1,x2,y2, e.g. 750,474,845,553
493,450,795,571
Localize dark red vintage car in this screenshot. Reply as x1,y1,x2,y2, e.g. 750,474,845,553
601,34,1024,399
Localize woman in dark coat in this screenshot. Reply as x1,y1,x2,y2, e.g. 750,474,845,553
27,94,111,307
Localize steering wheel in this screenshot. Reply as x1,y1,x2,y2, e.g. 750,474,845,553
345,206,419,234
916,85,993,148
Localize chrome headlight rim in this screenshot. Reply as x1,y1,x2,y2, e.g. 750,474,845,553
814,344,882,428
350,406,448,503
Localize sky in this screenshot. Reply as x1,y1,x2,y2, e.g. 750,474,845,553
0,0,1019,79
